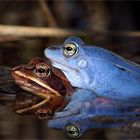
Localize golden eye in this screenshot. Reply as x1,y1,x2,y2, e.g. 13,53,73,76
36,108,53,120
63,43,78,57
35,64,51,77
65,123,80,138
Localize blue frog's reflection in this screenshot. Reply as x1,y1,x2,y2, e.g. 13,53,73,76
47,89,140,138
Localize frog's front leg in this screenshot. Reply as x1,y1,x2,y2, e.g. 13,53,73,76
53,108,80,119
47,89,120,129
47,95,124,138
53,89,96,119
48,113,81,129
53,96,117,119
48,89,96,129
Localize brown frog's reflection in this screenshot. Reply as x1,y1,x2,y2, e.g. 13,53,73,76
12,57,73,120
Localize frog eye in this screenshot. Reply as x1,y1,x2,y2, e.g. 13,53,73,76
36,108,53,120
63,43,78,57
35,64,51,77
65,123,80,138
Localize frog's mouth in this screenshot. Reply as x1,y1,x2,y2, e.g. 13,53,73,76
12,70,61,98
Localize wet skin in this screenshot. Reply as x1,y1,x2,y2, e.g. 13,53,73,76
44,37,140,137
12,57,73,119
12,57,140,138
45,36,140,100
12,60,130,138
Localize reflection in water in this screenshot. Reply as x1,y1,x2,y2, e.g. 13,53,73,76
0,81,140,139
49,97,140,138
0,106,139,139
0,1,140,137
0,42,140,139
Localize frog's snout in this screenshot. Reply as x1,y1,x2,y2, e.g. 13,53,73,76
44,48,51,58
44,47,58,60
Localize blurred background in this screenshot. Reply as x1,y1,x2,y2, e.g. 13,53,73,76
0,0,140,139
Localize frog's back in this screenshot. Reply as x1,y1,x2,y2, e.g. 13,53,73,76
83,46,140,99
85,45,140,74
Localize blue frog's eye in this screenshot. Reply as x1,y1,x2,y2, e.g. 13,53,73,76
65,123,80,138
63,43,78,57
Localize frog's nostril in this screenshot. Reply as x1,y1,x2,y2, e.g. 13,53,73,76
12,66,22,71
50,47,59,51
49,45,61,50
44,47,59,58
12,64,27,71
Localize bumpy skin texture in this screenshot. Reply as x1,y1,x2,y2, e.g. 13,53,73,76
45,37,140,100
44,37,140,137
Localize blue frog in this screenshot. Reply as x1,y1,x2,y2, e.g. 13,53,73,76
44,36,140,100
44,37,140,137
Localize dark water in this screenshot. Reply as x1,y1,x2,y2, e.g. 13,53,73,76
0,107,140,139
0,1,140,139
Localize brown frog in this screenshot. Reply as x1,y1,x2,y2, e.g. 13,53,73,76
12,57,73,119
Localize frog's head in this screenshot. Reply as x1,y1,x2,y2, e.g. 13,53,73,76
44,37,92,88
12,57,73,119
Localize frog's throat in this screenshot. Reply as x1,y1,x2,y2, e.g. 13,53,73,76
20,86,50,99
14,70,61,97
48,58,78,72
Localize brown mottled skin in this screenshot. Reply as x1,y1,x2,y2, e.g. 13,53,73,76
12,57,73,119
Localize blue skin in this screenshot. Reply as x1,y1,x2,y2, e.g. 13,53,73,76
44,36,140,100
44,37,140,137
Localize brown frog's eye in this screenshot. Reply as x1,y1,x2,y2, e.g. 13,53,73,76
36,108,53,120
35,63,51,77
63,43,78,57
